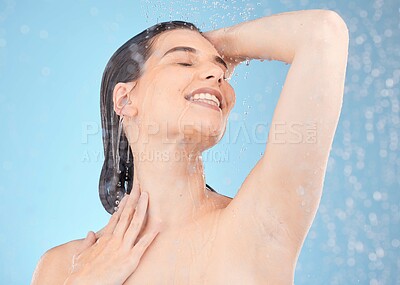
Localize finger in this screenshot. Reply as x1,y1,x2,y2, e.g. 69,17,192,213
95,194,130,239
123,192,149,247
129,230,160,271
77,231,97,253
96,193,130,238
113,182,141,237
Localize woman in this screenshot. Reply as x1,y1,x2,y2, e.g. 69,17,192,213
32,9,349,285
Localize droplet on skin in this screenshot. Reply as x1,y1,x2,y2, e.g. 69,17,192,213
296,186,305,196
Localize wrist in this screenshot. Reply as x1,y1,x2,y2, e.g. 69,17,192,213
223,26,241,58
203,27,237,58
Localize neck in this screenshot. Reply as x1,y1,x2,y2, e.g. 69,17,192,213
131,141,217,233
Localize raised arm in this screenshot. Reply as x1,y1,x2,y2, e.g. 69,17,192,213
205,9,349,255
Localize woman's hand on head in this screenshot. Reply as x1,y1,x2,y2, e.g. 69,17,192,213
203,28,246,78
63,182,160,285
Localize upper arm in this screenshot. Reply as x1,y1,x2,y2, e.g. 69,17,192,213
225,11,349,253
31,241,79,285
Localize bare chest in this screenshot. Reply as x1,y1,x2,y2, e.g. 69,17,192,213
122,237,267,285
122,213,276,285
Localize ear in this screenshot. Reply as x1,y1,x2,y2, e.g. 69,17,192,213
113,81,138,117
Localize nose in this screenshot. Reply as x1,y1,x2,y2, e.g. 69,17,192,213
200,63,224,84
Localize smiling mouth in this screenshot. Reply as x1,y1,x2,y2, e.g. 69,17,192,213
186,97,220,108
189,100,221,111
185,93,221,108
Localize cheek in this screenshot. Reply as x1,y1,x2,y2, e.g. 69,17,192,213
140,77,189,122
231,93,236,107
225,86,236,110
156,66,193,92
153,71,194,109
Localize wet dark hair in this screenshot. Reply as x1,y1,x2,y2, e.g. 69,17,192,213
99,20,218,214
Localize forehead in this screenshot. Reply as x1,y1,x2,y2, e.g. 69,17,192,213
149,29,219,60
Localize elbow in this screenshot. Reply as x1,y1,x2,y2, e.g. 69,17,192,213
312,10,349,47
321,10,349,35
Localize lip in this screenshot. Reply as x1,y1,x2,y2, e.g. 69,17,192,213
189,100,221,111
185,87,223,109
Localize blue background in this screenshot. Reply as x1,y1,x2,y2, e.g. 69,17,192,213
0,0,399,284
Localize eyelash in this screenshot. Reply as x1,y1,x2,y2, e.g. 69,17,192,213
177,63,228,80
178,63,192,67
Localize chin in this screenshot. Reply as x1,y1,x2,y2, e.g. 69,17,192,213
178,124,224,150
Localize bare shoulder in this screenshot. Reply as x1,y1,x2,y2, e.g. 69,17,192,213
31,237,85,285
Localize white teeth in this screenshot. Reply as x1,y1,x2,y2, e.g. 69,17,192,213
188,93,220,107
192,98,219,107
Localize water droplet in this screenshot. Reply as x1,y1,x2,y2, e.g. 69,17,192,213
297,186,305,196
20,25,30,34
39,30,49,39
41,67,50,77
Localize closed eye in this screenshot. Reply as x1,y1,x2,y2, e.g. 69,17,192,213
177,62,228,80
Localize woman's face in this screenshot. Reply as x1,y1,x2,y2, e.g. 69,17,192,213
131,29,236,151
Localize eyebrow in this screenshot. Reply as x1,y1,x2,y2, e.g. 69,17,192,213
162,46,228,70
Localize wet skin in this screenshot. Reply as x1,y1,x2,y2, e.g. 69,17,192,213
32,9,349,285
